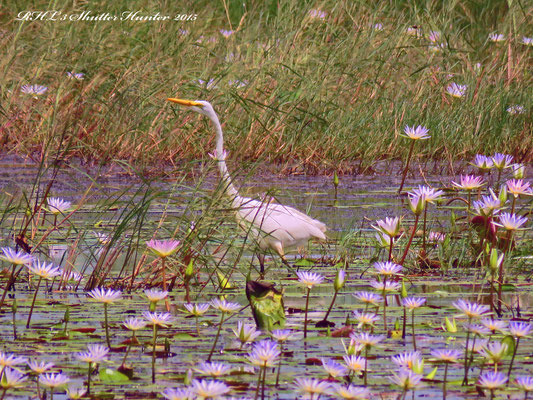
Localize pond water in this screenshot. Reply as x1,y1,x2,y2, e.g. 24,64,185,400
0,158,531,399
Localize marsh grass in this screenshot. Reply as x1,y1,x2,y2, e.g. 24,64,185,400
0,0,531,173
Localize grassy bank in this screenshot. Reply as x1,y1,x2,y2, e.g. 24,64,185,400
0,0,531,174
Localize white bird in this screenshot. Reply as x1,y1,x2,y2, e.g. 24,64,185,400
167,98,327,275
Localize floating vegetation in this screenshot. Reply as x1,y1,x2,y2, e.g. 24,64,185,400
0,2,532,399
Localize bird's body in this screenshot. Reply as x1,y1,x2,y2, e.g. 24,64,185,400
167,98,326,273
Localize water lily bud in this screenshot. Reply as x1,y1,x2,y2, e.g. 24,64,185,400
333,171,339,187
411,358,425,374
489,249,504,274
444,317,457,333
184,368,193,385
12,298,17,313
408,194,425,216
401,279,408,298
375,232,392,249
334,269,346,291
64,307,70,323
498,186,507,204
512,164,525,179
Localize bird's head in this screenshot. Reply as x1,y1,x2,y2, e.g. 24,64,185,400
167,98,215,118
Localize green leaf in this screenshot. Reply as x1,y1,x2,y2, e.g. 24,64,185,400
216,271,234,290
426,366,438,380
401,279,408,298
294,258,315,267
501,335,515,357
445,317,457,333
185,259,194,280
99,368,130,383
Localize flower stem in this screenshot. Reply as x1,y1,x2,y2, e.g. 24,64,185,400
195,315,200,336
151,324,158,383
402,305,407,339
87,362,92,395
0,388,7,400
382,276,388,332
388,237,394,262
422,206,428,253
511,196,516,215
364,346,369,385
400,213,420,265
161,257,170,311
322,289,338,321
467,192,472,223
304,287,311,339
261,361,267,400
104,303,111,348
254,365,263,400
275,342,284,387
35,377,41,400
507,337,520,378
208,312,225,361
443,363,448,400
411,310,416,350
26,276,43,328
121,332,135,367
398,140,415,193
462,319,472,385
497,231,512,315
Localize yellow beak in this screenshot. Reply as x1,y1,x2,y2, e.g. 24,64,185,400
167,98,202,107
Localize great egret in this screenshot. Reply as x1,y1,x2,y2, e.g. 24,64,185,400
167,98,327,274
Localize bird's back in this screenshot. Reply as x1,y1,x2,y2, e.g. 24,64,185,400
233,195,326,251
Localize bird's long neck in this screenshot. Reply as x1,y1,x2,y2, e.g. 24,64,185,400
208,112,238,199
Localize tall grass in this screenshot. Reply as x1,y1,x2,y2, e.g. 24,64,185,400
0,0,531,173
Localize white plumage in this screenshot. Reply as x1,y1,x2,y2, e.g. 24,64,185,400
167,98,327,273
